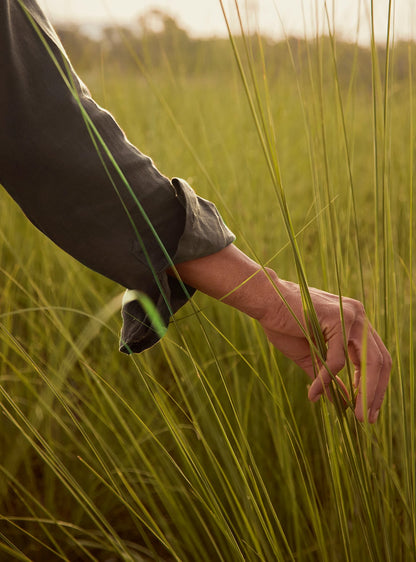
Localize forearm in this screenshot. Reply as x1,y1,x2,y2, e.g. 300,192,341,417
170,244,281,321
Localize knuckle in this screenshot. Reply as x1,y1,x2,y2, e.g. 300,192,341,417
342,297,366,323
384,351,393,372
370,350,385,371
352,299,366,317
375,354,385,370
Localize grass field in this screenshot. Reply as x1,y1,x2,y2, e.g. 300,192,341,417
0,4,415,561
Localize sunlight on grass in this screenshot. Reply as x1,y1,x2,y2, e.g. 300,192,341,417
0,0,415,560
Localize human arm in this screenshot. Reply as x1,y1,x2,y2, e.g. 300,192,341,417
0,0,234,352
0,0,392,405
170,244,392,423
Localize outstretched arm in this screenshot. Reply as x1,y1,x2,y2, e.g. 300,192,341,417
170,244,392,423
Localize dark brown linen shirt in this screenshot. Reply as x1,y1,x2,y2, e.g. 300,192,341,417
0,0,235,353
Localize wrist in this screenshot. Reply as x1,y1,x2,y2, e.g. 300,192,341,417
222,266,282,322
171,245,282,321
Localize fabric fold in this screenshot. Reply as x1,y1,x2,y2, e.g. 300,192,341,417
0,1,235,355
119,178,235,353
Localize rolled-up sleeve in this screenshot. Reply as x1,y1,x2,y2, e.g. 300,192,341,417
0,0,235,354
120,178,235,353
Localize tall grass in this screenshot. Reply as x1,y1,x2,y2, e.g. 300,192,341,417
0,1,415,560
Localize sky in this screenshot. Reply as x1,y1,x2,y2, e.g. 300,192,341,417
38,0,415,45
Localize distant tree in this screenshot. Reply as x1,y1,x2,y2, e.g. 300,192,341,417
136,9,192,72
54,17,415,90
56,24,100,72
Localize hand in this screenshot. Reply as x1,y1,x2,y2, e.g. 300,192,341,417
259,277,392,423
172,244,391,423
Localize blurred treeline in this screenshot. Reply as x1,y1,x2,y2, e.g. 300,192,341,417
57,9,416,90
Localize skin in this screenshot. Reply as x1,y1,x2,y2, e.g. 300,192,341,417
170,244,392,423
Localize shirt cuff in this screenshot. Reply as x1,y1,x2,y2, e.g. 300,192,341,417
119,178,235,353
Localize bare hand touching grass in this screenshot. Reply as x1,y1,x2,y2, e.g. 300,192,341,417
172,243,392,423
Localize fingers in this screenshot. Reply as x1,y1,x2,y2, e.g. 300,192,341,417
368,330,392,415
308,331,346,402
265,281,391,423
309,318,391,423
350,322,392,423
